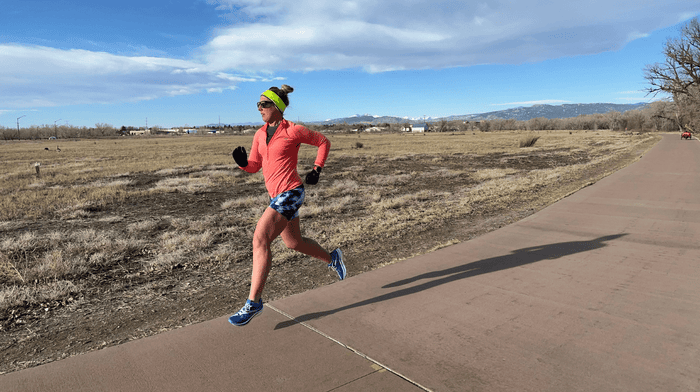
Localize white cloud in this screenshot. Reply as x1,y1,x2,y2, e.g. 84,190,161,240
202,0,700,72
0,44,263,108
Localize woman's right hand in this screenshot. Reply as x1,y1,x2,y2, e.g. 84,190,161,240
232,146,248,167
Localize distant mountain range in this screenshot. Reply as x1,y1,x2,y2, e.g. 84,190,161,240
315,103,650,125
208,102,649,127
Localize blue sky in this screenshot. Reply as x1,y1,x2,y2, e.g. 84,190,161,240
1,1,699,128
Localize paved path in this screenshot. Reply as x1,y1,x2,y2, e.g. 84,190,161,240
2,134,699,391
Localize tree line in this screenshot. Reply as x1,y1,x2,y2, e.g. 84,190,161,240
0,123,121,141
0,101,680,141
0,123,242,140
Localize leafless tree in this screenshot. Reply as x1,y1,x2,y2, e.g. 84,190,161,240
93,123,116,137
644,18,700,131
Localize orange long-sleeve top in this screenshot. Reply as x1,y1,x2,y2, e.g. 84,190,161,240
241,119,330,198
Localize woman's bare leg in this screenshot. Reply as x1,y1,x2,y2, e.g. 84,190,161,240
280,216,331,263
249,207,289,302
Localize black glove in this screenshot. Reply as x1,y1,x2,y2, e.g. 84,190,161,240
305,166,322,185
232,146,248,167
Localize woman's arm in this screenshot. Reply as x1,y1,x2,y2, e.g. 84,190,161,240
241,132,263,173
297,126,330,169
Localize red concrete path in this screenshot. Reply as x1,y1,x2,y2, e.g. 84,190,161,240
2,134,699,391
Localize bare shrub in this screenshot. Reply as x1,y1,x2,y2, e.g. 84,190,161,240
519,135,540,148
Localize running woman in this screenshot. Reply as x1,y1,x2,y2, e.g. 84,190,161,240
228,84,346,326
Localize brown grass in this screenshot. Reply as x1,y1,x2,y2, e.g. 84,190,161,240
0,130,659,314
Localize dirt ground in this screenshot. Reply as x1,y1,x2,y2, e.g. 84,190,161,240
0,134,659,374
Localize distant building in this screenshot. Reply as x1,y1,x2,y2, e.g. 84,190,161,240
414,123,430,132
403,123,429,133
129,129,150,135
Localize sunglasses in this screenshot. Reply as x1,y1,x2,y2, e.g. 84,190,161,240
257,101,276,109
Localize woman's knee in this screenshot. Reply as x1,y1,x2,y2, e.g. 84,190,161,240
252,230,272,250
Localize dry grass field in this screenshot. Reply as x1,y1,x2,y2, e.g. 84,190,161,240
0,130,659,373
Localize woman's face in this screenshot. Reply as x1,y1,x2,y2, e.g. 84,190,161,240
259,95,282,124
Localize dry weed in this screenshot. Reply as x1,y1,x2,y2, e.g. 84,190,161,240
0,280,78,312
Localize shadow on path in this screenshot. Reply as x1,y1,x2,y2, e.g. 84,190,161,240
275,234,626,330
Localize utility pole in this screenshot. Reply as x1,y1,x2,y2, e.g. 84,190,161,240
16,115,26,140
54,119,62,139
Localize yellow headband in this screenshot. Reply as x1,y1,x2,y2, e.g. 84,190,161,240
262,90,286,113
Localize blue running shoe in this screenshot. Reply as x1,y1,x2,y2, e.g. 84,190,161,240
228,299,263,326
329,248,346,280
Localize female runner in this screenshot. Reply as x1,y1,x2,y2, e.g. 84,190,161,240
229,85,346,326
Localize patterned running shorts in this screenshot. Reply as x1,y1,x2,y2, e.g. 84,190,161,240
269,186,305,221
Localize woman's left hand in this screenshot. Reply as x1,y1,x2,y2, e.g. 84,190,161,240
305,167,322,185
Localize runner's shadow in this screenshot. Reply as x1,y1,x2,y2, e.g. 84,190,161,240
274,234,626,330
